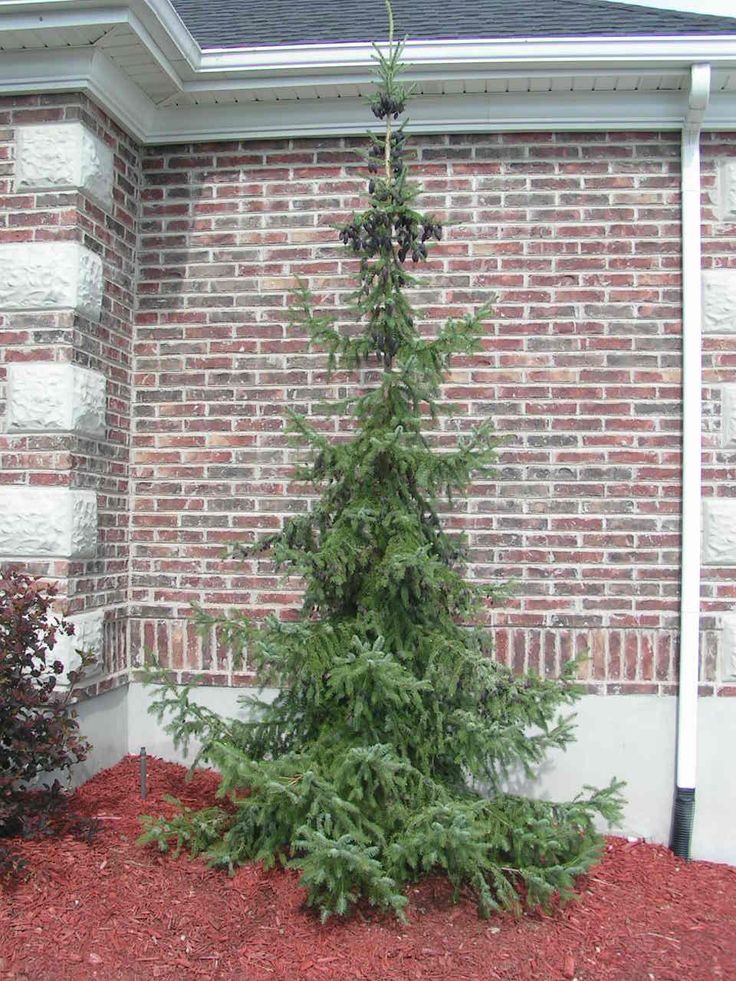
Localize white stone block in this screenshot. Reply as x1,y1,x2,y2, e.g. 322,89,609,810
702,499,736,565
721,615,736,682
51,608,105,685
0,242,103,321
702,270,736,334
723,386,736,449
15,122,114,209
7,362,106,435
0,487,97,558
716,160,736,222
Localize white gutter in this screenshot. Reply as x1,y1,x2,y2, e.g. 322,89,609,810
672,62,711,860
197,35,736,76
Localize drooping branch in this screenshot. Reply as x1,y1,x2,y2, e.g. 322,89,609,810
142,0,625,925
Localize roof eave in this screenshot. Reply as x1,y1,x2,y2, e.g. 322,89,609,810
188,35,736,87
2,1,736,142
199,34,736,75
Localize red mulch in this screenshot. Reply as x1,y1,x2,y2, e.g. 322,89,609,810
1,757,735,980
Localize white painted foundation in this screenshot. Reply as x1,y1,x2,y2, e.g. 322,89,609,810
125,682,275,764
509,695,676,844
43,686,128,792
71,686,736,865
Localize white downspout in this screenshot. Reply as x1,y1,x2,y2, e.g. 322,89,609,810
672,63,710,860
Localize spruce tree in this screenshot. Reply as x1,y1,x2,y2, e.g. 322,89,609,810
141,2,623,921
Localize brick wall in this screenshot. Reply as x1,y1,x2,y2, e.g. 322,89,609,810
0,94,140,690
2,106,734,697
133,130,702,693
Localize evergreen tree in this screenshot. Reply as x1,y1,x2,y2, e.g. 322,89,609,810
141,1,623,921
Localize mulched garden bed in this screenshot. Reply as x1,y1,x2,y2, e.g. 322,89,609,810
1,757,734,980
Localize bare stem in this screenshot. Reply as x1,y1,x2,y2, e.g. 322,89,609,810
385,118,392,182
384,0,394,182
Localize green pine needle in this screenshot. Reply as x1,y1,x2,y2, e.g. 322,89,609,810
141,0,625,922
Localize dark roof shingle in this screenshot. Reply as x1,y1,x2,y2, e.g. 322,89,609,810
171,0,736,51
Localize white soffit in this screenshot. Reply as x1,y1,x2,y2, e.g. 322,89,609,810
1,0,736,142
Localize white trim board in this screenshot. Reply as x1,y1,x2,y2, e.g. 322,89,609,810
3,52,736,144
2,2,736,144
150,91,736,145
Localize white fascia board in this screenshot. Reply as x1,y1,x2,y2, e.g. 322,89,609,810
86,50,155,142
0,47,97,93
703,91,736,128
0,47,155,142
149,90,692,144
